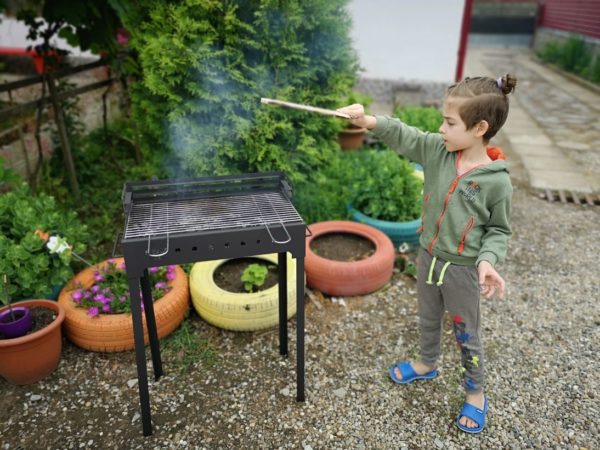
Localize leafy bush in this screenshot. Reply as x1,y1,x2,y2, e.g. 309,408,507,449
537,36,598,85
393,106,443,133
349,150,422,222
39,123,163,262
295,149,422,224
119,0,359,183
0,184,89,299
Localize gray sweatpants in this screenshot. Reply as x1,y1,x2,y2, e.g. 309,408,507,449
417,247,484,393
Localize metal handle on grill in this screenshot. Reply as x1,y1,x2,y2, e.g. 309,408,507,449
263,220,291,244
147,233,169,258
112,232,123,258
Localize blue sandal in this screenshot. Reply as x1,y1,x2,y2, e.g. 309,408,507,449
456,396,488,434
389,361,438,384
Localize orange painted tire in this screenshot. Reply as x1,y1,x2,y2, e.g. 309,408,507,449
305,221,395,296
58,258,190,352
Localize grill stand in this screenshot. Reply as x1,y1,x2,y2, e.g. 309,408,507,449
123,230,305,436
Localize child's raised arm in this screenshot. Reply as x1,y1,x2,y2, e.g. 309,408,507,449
337,104,444,166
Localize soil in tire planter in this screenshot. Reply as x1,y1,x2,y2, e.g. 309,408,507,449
310,232,375,261
213,258,279,293
0,307,56,340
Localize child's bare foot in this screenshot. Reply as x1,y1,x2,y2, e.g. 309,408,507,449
459,391,486,429
393,361,434,381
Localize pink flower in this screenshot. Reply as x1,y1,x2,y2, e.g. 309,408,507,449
102,304,111,312
87,307,99,317
94,272,104,282
149,267,160,273
91,285,100,293
155,281,167,290
72,290,83,301
166,272,176,280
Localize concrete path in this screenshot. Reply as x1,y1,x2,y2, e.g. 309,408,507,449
465,47,600,195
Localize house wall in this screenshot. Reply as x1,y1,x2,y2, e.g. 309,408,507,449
347,0,465,83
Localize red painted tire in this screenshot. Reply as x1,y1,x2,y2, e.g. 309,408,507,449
305,221,395,296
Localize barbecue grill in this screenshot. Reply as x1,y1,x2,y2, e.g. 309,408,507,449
119,172,307,436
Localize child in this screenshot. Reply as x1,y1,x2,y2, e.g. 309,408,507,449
338,74,517,434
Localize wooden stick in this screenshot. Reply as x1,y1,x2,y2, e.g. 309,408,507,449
260,97,350,119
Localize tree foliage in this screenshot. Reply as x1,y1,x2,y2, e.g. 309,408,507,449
119,0,359,182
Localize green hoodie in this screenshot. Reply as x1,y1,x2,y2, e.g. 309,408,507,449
372,116,512,267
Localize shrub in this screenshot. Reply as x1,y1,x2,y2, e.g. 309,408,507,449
119,0,359,183
393,106,443,133
0,184,89,299
349,150,422,222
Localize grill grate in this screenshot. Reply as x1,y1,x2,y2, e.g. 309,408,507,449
124,191,303,239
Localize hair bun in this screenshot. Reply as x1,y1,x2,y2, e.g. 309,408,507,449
500,74,517,95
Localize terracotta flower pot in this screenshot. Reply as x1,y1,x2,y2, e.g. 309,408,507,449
0,299,66,384
58,258,190,352
305,221,395,296
338,125,366,150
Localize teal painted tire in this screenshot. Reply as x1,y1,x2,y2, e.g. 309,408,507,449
349,208,421,249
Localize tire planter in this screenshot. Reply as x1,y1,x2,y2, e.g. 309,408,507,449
58,258,190,352
0,299,65,385
349,207,422,250
190,253,297,331
305,221,395,296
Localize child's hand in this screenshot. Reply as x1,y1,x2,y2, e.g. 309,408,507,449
336,104,377,129
477,260,505,299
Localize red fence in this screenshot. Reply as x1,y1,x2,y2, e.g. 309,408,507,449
538,0,600,39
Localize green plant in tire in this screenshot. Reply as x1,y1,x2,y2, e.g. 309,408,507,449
241,264,269,293
349,150,422,222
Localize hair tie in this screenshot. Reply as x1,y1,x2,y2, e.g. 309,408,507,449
496,77,504,90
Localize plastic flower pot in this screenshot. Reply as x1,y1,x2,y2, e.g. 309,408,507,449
0,306,33,339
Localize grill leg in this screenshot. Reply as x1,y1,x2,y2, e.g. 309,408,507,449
278,252,288,357
140,269,163,380
128,277,153,436
296,256,305,402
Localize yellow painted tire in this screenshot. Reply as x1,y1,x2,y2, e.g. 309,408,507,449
190,253,297,331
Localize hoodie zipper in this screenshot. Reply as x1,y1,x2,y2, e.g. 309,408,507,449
417,192,431,234
428,152,484,254
457,216,475,254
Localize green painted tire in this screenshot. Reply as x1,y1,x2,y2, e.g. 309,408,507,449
349,207,421,250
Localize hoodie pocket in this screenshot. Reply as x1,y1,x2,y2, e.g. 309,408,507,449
417,192,431,233
457,216,475,254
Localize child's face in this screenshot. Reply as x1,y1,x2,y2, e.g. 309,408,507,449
439,98,482,152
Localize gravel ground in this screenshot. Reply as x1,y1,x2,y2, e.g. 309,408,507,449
2,147,599,450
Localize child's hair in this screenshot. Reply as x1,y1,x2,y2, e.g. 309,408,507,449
446,74,517,142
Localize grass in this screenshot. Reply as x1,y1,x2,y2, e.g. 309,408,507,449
161,318,217,372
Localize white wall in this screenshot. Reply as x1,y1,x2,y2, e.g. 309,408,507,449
348,0,465,82
0,14,95,58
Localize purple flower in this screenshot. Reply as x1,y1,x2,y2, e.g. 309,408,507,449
94,293,106,303
87,307,99,317
120,296,127,303
102,304,111,313
107,258,115,265
149,266,160,273
167,265,176,272
91,285,100,293
166,272,176,280
120,262,126,270
72,290,83,301
154,281,167,290
94,272,104,282
84,291,91,299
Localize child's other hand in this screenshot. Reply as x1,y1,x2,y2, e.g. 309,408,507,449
477,260,505,299
336,104,376,129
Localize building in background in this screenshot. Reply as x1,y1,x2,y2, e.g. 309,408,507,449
348,0,465,83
